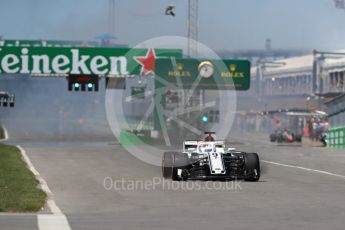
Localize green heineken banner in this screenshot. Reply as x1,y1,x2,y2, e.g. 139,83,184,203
155,58,251,90
0,46,182,76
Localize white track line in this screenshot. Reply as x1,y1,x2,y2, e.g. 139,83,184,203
262,160,345,179
0,126,8,141
17,146,62,214
17,145,71,230
37,215,71,230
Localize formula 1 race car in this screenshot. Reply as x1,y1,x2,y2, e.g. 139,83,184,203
162,133,260,181
269,128,302,143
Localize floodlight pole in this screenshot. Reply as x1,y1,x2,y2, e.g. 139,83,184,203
108,0,116,37
188,0,198,58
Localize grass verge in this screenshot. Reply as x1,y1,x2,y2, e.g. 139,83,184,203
0,144,46,212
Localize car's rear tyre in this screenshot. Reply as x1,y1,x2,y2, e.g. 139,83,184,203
172,153,189,181
244,153,260,182
162,152,175,179
269,134,276,142
295,135,302,142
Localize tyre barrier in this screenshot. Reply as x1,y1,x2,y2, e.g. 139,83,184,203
328,127,345,149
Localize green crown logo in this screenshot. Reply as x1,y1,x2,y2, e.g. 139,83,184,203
229,64,237,72
177,63,184,71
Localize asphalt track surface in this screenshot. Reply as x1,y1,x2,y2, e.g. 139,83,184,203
1,78,345,230
2,126,345,230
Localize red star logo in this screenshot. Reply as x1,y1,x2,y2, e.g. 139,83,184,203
134,48,156,76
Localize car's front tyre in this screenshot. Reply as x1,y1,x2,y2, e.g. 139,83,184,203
269,134,276,142
162,152,175,179
244,153,260,182
172,153,189,181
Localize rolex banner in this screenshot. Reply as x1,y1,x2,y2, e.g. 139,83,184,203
155,58,251,90
0,46,182,76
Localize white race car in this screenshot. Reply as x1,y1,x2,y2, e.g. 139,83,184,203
162,133,260,181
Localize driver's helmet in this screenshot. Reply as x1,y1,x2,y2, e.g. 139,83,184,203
205,135,215,141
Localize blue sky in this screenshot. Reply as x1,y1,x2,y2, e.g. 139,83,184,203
1,0,345,51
